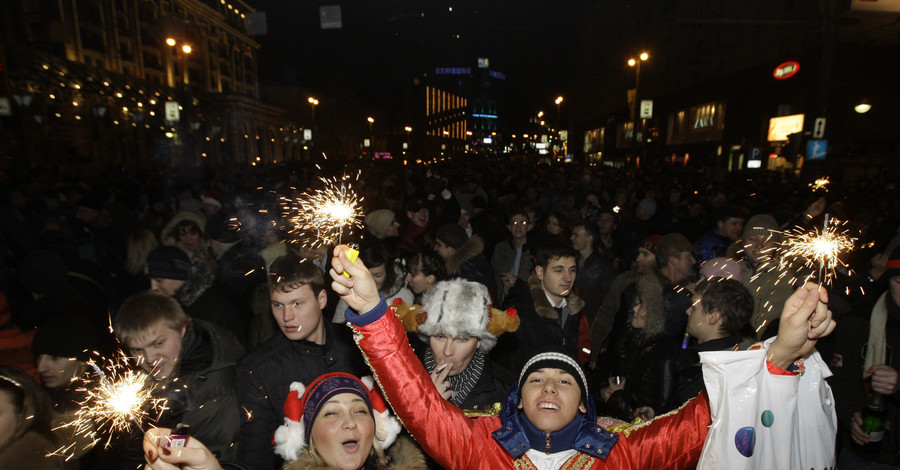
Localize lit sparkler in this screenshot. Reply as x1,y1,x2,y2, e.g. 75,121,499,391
808,177,830,192
281,173,364,247
778,215,855,286
52,352,166,456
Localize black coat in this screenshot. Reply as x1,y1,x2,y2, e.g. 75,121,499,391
663,335,743,413
606,333,681,421
235,321,368,470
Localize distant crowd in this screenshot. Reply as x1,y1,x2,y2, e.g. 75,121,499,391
0,158,897,470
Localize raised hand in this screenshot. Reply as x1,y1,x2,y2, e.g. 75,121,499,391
768,282,836,369
143,428,222,470
330,245,381,314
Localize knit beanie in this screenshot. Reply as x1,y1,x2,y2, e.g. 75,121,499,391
364,209,396,239
638,198,657,217
206,212,241,243
518,349,588,404
32,316,97,362
887,245,900,279
742,214,780,241
436,224,469,249
145,246,192,280
273,373,402,461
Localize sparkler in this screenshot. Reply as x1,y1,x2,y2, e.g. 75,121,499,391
777,214,855,286
52,352,166,456
808,177,830,192
281,173,364,248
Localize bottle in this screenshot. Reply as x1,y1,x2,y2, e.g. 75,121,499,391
861,392,887,452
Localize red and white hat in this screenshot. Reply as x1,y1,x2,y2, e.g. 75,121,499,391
273,372,402,461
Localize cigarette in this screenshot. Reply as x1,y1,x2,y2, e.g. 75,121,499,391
436,363,448,372
560,289,570,296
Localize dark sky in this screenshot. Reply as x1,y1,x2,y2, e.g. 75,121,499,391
251,0,583,125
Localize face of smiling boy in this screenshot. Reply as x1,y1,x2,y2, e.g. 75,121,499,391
518,368,586,433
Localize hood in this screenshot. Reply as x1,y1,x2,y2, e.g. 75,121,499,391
445,235,485,274
161,210,207,247
174,255,216,307
492,383,617,459
528,275,585,320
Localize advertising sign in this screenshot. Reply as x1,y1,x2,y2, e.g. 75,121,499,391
640,100,653,119
165,101,180,122
767,114,804,141
851,0,900,12
773,61,800,79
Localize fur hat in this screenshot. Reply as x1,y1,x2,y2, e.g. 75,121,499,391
418,280,514,353
273,373,402,461
435,224,468,249
364,209,396,239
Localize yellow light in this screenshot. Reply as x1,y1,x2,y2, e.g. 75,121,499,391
367,117,374,123
166,38,176,47
538,111,544,118
115,92,123,98
404,126,412,132
555,96,563,105
854,103,871,114
628,58,636,67
182,45,192,54
640,52,649,61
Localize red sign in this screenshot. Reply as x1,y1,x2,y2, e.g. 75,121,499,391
773,61,800,79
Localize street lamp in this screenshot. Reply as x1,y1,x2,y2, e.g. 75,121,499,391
854,100,871,114
367,117,374,148
166,37,193,86
555,96,564,130
308,97,319,122
627,51,649,159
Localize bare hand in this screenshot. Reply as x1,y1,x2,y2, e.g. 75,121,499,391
868,365,900,395
805,197,827,219
430,363,454,400
634,406,655,421
143,428,222,470
769,283,836,369
330,245,381,314
850,412,870,446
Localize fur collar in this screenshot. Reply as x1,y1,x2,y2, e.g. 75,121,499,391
282,435,426,470
528,275,585,320
445,235,484,274
174,255,216,307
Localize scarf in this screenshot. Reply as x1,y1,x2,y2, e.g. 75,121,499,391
424,348,485,407
864,292,900,376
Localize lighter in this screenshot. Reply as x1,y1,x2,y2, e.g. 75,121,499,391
342,244,360,278
167,423,191,447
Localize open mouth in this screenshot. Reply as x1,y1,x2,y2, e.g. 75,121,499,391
341,439,360,453
537,402,560,411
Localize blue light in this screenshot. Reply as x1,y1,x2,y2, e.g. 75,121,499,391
472,113,498,119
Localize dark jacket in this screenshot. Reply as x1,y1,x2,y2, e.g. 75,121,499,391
663,335,744,413
156,319,246,460
235,321,368,470
497,275,589,369
415,348,512,413
214,239,266,312
606,333,682,421
176,262,247,346
575,251,616,324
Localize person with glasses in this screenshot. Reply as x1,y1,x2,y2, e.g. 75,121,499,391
491,208,534,302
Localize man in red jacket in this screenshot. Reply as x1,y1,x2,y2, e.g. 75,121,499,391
329,245,835,470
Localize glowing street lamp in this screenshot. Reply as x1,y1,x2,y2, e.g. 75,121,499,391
308,97,319,121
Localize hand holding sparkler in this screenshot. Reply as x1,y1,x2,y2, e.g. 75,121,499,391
281,174,364,249
143,427,222,470
768,282,836,369
330,244,381,314
779,214,856,286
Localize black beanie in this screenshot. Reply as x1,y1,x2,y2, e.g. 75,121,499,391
436,224,469,249
32,316,98,362
518,349,588,403
145,246,192,280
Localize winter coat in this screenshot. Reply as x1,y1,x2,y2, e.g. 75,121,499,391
160,210,206,249
497,275,590,369
589,270,641,364
444,235,496,300
175,258,246,345
574,251,616,324
235,321,369,470
345,299,713,470
606,332,681,421
0,431,68,470
694,229,732,264
491,239,534,294
415,348,512,412
155,319,245,460
663,335,744,414
214,239,267,312
282,435,426,470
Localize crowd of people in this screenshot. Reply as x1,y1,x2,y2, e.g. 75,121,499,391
0,158,897,469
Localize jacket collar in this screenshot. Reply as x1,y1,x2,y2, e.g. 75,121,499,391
491,383,618,460
528,275,585,320
445,235,485,274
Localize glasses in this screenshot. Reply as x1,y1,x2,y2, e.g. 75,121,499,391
510,221,530,226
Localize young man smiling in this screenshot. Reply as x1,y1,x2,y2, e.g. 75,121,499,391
329,244,836,469
235,254,367,470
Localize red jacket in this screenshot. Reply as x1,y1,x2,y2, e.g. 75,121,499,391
350,301,712,469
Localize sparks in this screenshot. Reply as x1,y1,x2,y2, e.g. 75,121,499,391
778,216,855,286
808,177,830,192
280,173,365,248
51,351,167,456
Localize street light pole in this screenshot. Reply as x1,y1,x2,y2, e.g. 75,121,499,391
367,116,374,150
308,97,318,123
627,52,649,162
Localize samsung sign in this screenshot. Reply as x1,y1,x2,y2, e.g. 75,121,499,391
773,61,800,80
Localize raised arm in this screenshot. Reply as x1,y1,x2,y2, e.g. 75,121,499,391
768,282,836,369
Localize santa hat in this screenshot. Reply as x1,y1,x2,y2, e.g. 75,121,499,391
201,190,222,209
417,279,518,353
273,373,401,461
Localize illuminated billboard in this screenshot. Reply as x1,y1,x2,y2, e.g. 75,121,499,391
767,114,804,142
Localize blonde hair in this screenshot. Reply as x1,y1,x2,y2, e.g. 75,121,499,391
115,292,190,347
124,229,159,275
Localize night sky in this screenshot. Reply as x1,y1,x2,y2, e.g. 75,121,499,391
251,0,583,125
